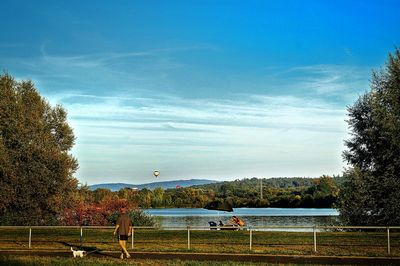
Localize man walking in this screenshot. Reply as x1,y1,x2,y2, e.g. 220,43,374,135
113,207,132,259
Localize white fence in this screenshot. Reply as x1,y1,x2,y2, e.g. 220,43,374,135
0,225,399,255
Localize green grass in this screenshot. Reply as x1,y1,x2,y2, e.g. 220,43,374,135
0,255,353,266
1,227,400,257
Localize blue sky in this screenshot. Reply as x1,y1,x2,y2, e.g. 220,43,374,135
1,0,399,185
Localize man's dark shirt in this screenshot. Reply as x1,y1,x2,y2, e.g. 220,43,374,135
116,213,132,236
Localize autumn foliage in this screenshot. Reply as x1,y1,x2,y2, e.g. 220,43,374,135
60,198,136,226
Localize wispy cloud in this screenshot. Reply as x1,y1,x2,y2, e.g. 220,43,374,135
282,64,370,95
38,42,217,69
40,43,150,68
60,93,345,132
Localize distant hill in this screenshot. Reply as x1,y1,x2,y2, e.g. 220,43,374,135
89,179,218,191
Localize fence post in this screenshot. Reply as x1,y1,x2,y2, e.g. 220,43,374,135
249,227,253,251
313,226,317,253
187,226,191,250
80,227,83,248
28,227,32,249
131,227,134,249
387,227,391,255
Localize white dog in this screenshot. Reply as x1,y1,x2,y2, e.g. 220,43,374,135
71,247,86,258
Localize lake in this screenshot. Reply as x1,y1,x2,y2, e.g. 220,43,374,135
143,208,339,231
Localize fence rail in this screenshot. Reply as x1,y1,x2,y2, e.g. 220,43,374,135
1,225,399,255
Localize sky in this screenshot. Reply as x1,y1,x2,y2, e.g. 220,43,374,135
1,0,400,185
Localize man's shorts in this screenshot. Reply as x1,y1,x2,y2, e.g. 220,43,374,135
119,235,128,241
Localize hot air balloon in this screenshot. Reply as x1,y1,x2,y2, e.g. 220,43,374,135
153,170,160,178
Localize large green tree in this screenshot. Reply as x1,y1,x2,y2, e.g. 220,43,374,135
0,74,79,225
339,49,400,225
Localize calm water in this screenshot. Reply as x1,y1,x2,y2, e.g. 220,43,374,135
143,208,339,231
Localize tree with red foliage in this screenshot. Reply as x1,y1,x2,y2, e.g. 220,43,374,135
60,198,136,226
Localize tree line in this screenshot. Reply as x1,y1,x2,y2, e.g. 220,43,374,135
89,176,340,209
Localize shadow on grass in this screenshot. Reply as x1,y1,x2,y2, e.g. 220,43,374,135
57,241,116,258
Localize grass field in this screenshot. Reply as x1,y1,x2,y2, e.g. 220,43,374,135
1,227,400,257
0,255,341,266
